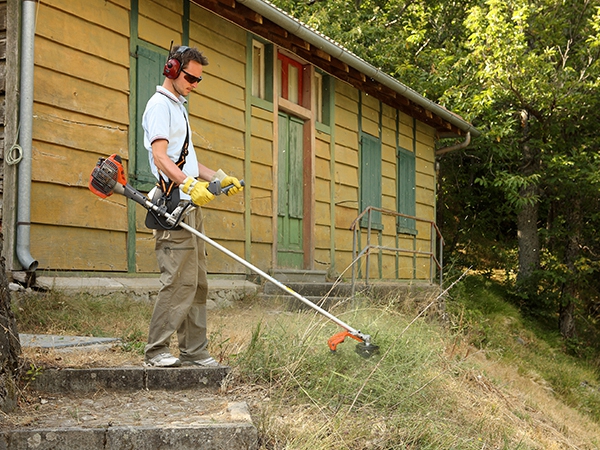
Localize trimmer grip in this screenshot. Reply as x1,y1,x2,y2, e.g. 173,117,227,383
222,179,245,195
208,179,245,196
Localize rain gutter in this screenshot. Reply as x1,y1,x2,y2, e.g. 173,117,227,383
236,0,480,138
16,0,38,272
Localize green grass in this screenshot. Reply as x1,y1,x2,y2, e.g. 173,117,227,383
10,276,600,449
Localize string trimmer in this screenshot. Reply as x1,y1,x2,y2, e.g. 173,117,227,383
89,154,379,357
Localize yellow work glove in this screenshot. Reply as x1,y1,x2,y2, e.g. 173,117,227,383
181,177,214,207
213,169,243,196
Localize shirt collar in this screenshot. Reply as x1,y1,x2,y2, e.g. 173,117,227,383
156,85,187,104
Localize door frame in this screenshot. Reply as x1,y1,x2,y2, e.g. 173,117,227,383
273,54,315,269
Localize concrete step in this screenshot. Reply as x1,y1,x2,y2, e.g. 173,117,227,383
268,269,328,283
1,336,259,450
28,366,230,394
1,389,257,450
262,280,441,299
259,293,352,312
262,280,353,297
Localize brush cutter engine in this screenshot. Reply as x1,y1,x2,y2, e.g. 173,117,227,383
89,154,127,198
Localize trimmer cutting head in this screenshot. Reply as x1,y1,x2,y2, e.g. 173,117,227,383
355,341,380,358
328,330,380,358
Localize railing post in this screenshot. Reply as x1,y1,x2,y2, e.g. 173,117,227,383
366,208,372,286
351,225,357,298
430,223,434,285
439,233,444,286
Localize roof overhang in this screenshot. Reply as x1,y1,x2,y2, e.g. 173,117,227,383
190,0,480,138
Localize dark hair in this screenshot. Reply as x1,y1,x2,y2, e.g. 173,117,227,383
172,45,209,68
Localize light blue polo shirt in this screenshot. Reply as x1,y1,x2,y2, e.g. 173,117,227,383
142,86,200,198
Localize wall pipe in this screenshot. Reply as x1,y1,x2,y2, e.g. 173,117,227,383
16,0,38,272
436,132,471,157
235,0,481,138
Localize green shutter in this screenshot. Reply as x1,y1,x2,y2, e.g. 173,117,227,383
134,45,167,191
288,116,304,219
360,133,382,228
397,147,416,233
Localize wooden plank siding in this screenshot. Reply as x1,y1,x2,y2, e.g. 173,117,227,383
7,0,443,283
29,0,130,271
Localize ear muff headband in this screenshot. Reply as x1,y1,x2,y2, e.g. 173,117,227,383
163,46,190,79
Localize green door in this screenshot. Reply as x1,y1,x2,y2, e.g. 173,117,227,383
277,113,304,268
135,45,168,191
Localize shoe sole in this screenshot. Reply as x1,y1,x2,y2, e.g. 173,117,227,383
143,362,182,368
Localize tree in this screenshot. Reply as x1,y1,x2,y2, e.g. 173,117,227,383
0,232,21,412
457,0,600,336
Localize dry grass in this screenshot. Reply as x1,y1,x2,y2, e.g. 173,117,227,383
10,280,600,449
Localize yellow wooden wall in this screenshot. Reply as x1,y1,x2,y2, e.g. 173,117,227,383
30,0,130,271
248,105,275,269
314,128,332,273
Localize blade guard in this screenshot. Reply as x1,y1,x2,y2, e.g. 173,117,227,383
89,154,127,198
328,330,364,352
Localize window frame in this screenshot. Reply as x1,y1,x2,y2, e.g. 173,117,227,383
278,52,304,106
249,35,274,111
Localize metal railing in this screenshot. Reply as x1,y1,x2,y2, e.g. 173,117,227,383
349,206,444,293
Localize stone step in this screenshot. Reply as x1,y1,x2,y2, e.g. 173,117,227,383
28,366,230,394
1,390,257,450
268,269,328,283
1,366,258,450
259,293,352,312
262,280,354,297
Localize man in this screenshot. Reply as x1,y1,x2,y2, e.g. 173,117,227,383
142,45,242,367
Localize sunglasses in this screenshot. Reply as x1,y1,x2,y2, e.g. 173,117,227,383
181,69,203,84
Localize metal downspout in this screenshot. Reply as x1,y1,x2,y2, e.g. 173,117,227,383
235,0,481,137
16,0,38,272
436,132,471,157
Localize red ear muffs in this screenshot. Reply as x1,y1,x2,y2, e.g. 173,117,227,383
163,45,190,79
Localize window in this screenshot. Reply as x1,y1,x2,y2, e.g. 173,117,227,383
278,52,304,105
360,133,383,229
252,40,265,99
315,72,323,123
315,70,332,129
397,147,416,234
249,36,273,107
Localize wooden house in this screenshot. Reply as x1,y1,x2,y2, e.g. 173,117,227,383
0,0,479,284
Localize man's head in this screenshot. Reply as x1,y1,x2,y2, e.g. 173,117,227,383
163,45,209,97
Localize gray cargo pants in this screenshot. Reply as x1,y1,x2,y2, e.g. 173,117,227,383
144,207,210,362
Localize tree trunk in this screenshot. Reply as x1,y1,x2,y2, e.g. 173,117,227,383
516,186,540,282
516,110,541,286
559,197,581,339
0,232,22,413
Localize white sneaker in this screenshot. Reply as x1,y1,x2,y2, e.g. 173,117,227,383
183,357,221,367
144,352,181,367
